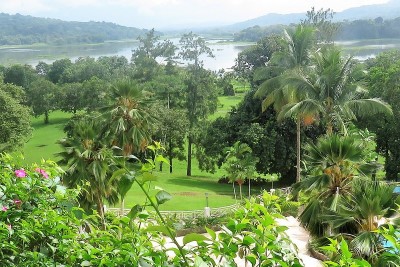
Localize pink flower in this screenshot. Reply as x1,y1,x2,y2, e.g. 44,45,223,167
35,168,49,178
14,169,27,178
13,200,21,205
7,224,12,230
1,206,8,211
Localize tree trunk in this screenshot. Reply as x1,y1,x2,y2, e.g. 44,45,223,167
296,117,301,183
187,135,192,176
248,178,251,198
232,182,237,200
44,110,49,124
97,195,105,230
239,183,243,200
169,138,173,173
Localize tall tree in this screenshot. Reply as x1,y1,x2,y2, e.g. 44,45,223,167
363,50,400,180
26,78,58,124
179,32,218,176
281,47,392,135
0,83,31,152
131,29,177,82
255,24,317,183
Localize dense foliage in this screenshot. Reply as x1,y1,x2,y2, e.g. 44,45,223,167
0,13,146,45
234,16,400,42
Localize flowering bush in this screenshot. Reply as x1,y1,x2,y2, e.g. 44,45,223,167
0,154,170,266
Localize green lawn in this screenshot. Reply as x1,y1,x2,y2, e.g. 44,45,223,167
22,94,252,210
23,111,72,164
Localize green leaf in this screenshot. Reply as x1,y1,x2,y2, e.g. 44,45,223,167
145,225,175,238
340,239,352,259
126,204,143,220
194,256,209,267
140,172,157,183
183,233,210,245
205,227,216,240
155,190,172,205
155,154,169,165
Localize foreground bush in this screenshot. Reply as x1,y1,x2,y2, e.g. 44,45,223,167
0,154,306,266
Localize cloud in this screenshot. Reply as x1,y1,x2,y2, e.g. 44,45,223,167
0,0,52,14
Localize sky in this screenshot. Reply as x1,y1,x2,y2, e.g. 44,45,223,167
0,0,391,29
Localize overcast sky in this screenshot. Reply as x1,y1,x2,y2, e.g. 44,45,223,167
0,0,390,29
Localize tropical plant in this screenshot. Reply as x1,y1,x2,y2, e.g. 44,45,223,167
223,141,258,199
57,117,118,226
255,24,317,183
325,179,398,262
105,79,154,156
280,46,392,135
295,134,378,236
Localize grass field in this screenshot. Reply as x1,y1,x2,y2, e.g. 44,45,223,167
22,93,259,210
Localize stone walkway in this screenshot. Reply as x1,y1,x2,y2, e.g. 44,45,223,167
275,216,323,267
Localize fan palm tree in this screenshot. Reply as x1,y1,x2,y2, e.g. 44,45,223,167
295,134,379,236
325,179,398,262
57,118,118,226
281,46,392,135
255,24,316,183
103,80,155,212
105,79,154,156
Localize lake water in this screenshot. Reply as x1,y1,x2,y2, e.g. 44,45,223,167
1,38,400,70
0,39,250,71
338,39,400,61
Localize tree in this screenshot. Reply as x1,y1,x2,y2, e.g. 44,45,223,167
0,83,31,152
58,83,84,114
363,50,400,180
57,118,118,226
131,29,177,82
327,179,398,262
281,47,392,135
255,24,317,183
223,141,257,199
152,105,188,173
3,64,37,89
179,32,218,176
47,58,73,84
105,79,154,156
26,78,58,124
295,134,378,236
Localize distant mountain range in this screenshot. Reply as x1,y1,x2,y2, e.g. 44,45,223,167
223,0,400,32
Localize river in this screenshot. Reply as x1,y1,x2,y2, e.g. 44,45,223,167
0,38,399,70
0,39,250,71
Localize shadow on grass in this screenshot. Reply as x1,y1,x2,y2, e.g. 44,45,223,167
167,176,265,196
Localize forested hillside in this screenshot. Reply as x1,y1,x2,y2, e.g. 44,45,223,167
234,16,400,42
0,13,147,45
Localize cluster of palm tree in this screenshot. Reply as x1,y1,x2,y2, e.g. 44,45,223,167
57,79,153,225
255,24,398,264
223,141,258,199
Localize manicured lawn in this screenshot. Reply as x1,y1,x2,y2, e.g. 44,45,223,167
23,111,72,164
22,94,259,211
209,93,244,120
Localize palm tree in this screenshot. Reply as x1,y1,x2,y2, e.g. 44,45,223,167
281,46,392,135
295,134,379,236
224,141,257,199
105,79,154,156
57,118,118,226
255,25,316,183
103,80,155,212
326,179,398,262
